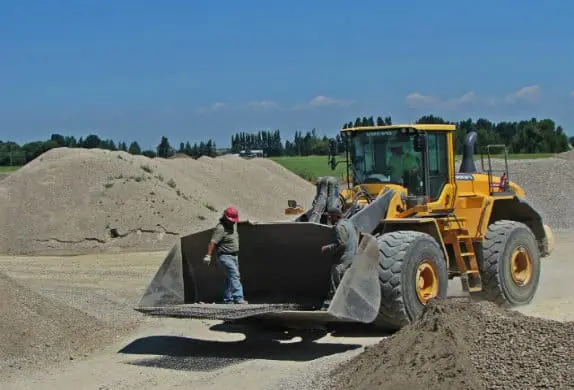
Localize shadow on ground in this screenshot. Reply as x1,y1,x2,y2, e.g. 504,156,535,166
118,323,370,372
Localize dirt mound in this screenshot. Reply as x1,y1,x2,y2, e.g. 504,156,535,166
0,148,316,255
328,298,574,390
0,271,118,372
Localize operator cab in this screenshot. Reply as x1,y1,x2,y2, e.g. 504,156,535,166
331,125,454,207
350,129,423,193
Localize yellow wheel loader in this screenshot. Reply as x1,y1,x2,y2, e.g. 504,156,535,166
136,124,554,331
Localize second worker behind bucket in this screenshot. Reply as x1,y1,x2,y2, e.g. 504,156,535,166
203,206,248,304
320,206,360,309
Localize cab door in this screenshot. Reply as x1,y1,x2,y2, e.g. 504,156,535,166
425,131,456,212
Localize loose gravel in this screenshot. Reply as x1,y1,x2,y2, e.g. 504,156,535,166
502,158,574,231
326,297,574,390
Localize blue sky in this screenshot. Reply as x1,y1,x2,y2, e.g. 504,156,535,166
1,0,573,149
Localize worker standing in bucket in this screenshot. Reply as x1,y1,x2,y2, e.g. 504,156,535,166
203,206,248,304
320,207,360,309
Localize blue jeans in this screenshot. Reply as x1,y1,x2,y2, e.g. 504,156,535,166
218,254,244,303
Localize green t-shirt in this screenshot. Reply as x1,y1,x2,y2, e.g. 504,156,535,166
211,222,239,254
388,153,419,182
403,152,418,170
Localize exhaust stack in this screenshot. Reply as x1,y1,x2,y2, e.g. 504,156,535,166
459,130,478,173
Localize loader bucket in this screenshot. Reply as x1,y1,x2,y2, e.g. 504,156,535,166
137,187,396,325
139,221,336,309
137,222,382,325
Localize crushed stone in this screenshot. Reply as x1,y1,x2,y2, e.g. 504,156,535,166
476,157,574,232
325,297,574,390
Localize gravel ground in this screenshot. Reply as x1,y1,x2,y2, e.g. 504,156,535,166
0,148,315,255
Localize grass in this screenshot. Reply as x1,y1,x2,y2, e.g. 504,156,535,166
271,153,556,182
0,166,22,173
269,155,348,182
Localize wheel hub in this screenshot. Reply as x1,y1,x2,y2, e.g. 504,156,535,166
510,246,532,286
416,261,439,304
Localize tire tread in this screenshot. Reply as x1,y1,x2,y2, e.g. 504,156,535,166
376,230,445,330
478,219,539,306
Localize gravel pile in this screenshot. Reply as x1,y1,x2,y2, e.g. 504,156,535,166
556,150,574,161
0,271,119,372
494,158,574,231
326,297,574,390
0,148,315,255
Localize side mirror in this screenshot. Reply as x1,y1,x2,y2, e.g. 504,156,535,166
328,138,338,170
329,156,337,170
413,133,426,152
328,138,337,155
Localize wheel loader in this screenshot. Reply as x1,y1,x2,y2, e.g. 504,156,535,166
136,124,554,331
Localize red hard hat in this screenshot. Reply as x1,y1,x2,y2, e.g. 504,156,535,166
223,206,239,223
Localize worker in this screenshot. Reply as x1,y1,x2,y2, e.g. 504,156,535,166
203,206,248,304
320,207,360,309
387,145,419,183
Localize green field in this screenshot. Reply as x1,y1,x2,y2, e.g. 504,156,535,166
270,153,556,182
0,166,21,173
269,155,348,181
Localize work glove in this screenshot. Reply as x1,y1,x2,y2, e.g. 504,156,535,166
322,244,334,254
203,254,212,265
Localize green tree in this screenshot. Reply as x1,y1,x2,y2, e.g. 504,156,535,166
141,150,156,158
83,134,102,149
156,136,173,158
128,141,141,155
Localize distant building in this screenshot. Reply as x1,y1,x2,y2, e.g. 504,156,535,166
215,148,232,156
239,149,265,158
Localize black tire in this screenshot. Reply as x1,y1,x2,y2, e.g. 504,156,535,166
374,230,449,331
476,220,541,306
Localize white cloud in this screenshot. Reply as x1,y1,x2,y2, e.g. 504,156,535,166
247,100,278,110
405,92,437,106
196,102,227,114
503,85,540,104
405,91,477,109
308,95,354,107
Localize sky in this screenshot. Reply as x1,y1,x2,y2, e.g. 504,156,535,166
1,0,573,149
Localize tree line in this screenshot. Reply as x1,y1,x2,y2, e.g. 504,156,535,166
1,114,572,166
0,133,218,166
233,115,573,156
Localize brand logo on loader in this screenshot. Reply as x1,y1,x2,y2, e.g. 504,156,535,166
455,173,474,181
